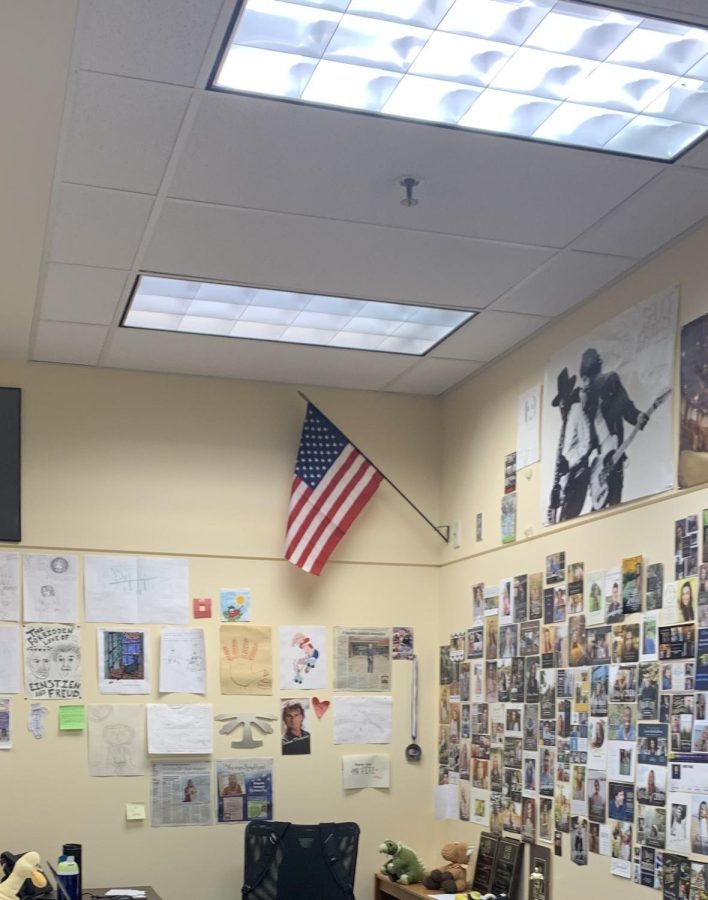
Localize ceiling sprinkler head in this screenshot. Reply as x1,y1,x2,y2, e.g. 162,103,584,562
398,176,421,207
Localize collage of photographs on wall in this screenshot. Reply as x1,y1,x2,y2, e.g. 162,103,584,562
439,509,708,896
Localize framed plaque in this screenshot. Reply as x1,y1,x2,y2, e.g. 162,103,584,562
491,837,524,900
471,832,499,893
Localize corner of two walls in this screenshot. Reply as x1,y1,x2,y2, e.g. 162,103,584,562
434,220,708,890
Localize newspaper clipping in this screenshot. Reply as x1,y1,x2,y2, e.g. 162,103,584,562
151,760,213,826
334,627,391,691
216,757,273,824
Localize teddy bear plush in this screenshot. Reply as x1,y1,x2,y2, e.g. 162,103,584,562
423,842,472,893
378,840,425,885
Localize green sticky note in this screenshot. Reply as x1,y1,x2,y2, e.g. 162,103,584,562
126,803,146,821
59,705,86,731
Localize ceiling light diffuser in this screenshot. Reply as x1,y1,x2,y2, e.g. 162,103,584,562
123,275,476,355
210,0,708,160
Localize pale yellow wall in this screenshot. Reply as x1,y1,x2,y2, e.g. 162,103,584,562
438,218,708,896
1,361,443,900
8,213,708,900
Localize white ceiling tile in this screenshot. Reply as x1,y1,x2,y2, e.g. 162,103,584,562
430,310,549,362
61,72,191,193
383,358,483,395
143,200,555,309
678,138,708,171
572,169,708,258
491,250,637,317
33,321,108,365
168,93,662,248
102,327,414,390
49,184,153,269
78,0,225,86
39,263,129,325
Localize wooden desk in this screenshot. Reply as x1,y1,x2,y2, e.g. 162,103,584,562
375,873,442,900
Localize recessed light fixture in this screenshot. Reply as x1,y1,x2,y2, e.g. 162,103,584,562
122,275,476,356
210,0,708,161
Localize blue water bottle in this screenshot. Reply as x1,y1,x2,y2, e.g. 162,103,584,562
56,855,80,900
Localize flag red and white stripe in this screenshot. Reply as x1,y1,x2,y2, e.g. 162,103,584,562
285,404,382,575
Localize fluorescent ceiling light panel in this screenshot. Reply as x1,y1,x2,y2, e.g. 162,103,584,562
212,0,708,160
123,276,475,355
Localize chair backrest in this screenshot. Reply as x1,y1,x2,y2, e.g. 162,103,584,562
242,821,360,900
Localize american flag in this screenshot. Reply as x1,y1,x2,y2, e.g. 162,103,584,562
285,403,383,575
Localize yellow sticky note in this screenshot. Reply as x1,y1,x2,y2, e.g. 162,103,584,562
126,803,146,821
58,705,86,731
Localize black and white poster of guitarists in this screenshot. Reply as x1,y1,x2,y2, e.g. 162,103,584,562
541,286,677,526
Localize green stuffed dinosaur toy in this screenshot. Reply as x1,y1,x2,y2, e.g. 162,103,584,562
379,840,426,885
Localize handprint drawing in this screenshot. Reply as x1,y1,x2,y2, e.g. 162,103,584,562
220,626,272,695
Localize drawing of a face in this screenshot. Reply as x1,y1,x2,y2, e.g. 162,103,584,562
53,642,80,675
27,650,52,679
104,723,134,745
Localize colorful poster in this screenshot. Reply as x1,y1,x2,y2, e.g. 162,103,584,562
97,628,149,695
215,757,273,824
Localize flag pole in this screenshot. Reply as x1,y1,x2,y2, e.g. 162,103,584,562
297,391,450,543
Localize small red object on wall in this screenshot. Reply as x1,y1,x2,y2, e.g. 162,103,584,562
193,597,212,619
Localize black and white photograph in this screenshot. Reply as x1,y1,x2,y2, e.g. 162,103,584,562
541,287,677,526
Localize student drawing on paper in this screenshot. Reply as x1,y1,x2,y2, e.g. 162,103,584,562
103,722,135,775
187,650,204,672
26,648,52,680
53,642,80,677
291,633,319,685
37,585,57,618
222,637,270,690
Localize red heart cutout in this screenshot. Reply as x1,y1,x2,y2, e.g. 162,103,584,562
312,697,330,719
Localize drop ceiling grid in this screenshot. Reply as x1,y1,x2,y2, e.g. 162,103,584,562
137,197,559,308
165,91,665,248
26,0,708,394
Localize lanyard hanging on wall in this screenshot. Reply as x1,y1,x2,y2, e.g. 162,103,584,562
405,655,422,762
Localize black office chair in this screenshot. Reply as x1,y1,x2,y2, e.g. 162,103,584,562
242,821,360,900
